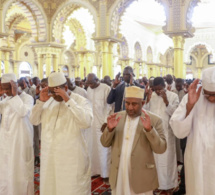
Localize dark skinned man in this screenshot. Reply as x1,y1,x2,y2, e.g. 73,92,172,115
101,86,166,195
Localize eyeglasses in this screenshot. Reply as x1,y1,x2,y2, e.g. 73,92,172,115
202,90,215,98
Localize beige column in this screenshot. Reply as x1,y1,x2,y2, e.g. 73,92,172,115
45,53,52,77
13,61,19,78
53,55,59,72
38,54,43,79
4,51,10,73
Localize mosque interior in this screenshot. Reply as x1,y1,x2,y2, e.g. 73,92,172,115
0,0,215,80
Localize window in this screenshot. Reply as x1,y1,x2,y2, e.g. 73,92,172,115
19,62,32,78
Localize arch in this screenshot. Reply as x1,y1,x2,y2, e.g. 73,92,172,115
65,18,87,50
51,0,98,43
109,0,166,37
19,61,32,78
3,0,47,42
147,46,153,63
120,37,129,59
134,42,142,61
185,42,213,62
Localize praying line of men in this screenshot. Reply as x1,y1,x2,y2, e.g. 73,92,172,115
0,65,214,195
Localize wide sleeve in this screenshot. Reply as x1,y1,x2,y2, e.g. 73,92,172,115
165,93,179,116
144,116,167,154
30,99,45,125
65,94,93,129
170,94,194,139
7,94,33,117
100,127,116,147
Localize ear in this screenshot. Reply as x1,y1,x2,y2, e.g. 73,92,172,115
141,100,145,107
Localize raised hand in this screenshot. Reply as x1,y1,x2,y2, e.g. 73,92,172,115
107,113,122,132
187,79,202,106
54,87,70,102
129,73,134,86
40,87,50,102
113,73,121,88
186,79,202,116
145,83,152,103
10,80,18,96
36,84,40,95
140,109,152,132
160,90,169,106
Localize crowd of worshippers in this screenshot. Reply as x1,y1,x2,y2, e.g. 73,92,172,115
0,65,214,195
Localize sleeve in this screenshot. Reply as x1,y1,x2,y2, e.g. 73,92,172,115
107,88,116,104
30,99,45,125
170,94,194,139
165,93,179,116
7,94,33,117
100,127,116,147
144,116,167,154
104,86,112,121
65,94,93,129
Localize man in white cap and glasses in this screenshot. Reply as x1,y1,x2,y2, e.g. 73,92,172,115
170,66,215,195
101,86,167,195
0,73,34,195
30,72,93,195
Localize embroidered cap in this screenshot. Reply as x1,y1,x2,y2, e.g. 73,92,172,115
125,86,144,99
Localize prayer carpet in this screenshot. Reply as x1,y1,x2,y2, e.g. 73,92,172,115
34,165,182,195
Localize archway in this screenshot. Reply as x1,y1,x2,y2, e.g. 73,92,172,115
19,61,32,78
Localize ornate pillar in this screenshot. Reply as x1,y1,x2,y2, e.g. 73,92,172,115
53,55,59,72
173,36,185,78
13,61,20,77
108,42,114,79
45,53,52,77
37,54,43,79
197,68,202,79
4,51,10,73
78,53,85,79
75,66,79,78
101,41,109,78
97,65,101,78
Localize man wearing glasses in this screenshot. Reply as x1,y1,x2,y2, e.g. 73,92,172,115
170,66,215,195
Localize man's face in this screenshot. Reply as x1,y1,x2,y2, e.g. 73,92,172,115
41,82,48,89
1,83,13,96
36,78,40,86
176,83,183,91
86,77,98,89
48,86,67,102
166,76,173,85
125,98,144,118
66,78,75,91
203,89,215,103
154,85,165,96
123,69,131,83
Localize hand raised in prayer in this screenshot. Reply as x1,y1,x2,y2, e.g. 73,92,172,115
54,87,70,102
140,109,152,132
160,89,169,106
145,83,152,103
129,73,134,86
10,80,18,96
107,113,122,132
167,85,172,91
40,87,50,102
36,85,40,95
186,79,202,116
113,73,121,88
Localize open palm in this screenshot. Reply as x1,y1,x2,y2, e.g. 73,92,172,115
107,113,122,132
188,79,202,106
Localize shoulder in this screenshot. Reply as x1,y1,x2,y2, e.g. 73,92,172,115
167,90,178,98
70,91,86,102
20,92,34,102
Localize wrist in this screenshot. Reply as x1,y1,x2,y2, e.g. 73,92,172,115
145,126,153,132
107,127,115,132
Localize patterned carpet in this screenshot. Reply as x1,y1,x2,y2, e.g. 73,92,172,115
34,164,182,195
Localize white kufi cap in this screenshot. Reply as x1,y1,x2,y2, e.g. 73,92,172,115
48,72,67,87
2,73,17,83
202,66,215,91
125,86,144,99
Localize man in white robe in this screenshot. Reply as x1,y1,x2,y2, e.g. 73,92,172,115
67,77,87,98
86,73,111,181
170,66,215,195
144,77,179,193
30,72,93,195
0,73,34,195
101,86,167,195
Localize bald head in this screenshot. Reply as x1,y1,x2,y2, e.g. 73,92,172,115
86,73,99,89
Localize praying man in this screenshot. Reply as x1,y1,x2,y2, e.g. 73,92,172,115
30,72,93,195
